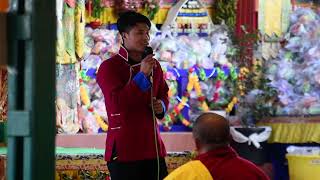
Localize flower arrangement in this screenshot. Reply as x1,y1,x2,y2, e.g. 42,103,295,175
228,28,278,126
211,0,237,30
162,67,209,130
267,8,320,115
142,0,160,20
236,58,278,126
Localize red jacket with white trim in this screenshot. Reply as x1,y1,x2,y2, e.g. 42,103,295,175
97,46,169,162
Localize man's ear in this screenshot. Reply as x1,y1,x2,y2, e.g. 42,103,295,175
121,32,128,40
119,32,127,45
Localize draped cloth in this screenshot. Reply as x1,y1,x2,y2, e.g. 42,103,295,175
0,68,7,122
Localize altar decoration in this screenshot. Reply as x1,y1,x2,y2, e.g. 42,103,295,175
267,8,320,115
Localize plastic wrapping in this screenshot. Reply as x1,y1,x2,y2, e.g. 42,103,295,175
268,8,320,115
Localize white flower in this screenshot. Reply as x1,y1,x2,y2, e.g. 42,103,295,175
150,4,156,9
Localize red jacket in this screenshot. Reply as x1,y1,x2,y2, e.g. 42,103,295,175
97,46,169,162
197,146,270,180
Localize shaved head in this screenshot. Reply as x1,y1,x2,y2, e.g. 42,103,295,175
193,113,230,146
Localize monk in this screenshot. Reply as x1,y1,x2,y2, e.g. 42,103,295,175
165,112,269,180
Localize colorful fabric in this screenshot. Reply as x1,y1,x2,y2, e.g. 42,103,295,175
75,0,85,59
96,46,169,162
56,0,65,64
56,151,192,180
0,148,193,180
57,2,85,64
259,116,320,143
56,63,81,134
265,0,282,35
281,0,293,33
197,146,269,180
259,0,292,36
85,7,214,25
63,3,77,63
164,160,213,180
0,68,7,122
99,0,214,8
64,0,76,8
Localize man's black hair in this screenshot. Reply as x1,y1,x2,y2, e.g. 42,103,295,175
117,11,151,33
193,113,230,145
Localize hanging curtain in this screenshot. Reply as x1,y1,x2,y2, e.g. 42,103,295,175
56,63,81,134
56,0,85,64
235,0,258,36
56,0,85,134
259,0,292,36
234,0,258,65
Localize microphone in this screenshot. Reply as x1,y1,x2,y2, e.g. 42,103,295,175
142,46,154,84
142,46,153,59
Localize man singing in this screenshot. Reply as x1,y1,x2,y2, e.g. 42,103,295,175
97,11,169,180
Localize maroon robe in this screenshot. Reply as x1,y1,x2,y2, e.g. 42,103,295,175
197,146,270,180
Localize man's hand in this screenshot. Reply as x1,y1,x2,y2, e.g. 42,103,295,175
152,98,163,115
140,54,156,76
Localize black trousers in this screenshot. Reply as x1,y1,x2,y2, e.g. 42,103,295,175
107,157,168,180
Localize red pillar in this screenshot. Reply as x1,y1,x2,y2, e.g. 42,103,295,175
235,0,258,64
235,0,258,36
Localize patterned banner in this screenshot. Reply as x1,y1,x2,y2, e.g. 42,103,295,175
0,68,7,122
100,0,215,7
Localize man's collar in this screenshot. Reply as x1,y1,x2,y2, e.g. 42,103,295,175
118,45,128,62
196,145,237,159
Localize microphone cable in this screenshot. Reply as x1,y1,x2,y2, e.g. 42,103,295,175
150,69,160,180
127,56,160,180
